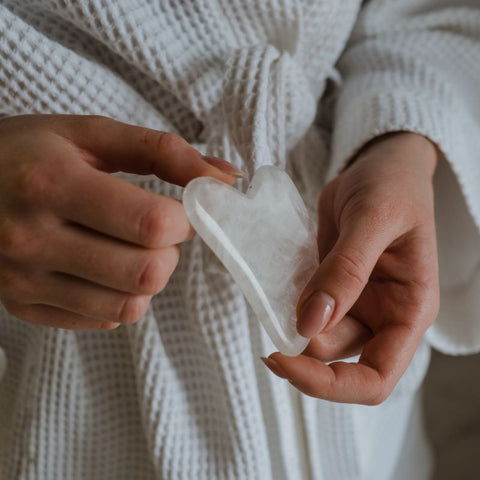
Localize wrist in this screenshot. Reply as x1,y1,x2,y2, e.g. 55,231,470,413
351,131,439,178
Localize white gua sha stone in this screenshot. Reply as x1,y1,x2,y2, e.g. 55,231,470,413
183,166,318,356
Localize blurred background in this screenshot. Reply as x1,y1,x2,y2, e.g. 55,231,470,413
424,351,480,480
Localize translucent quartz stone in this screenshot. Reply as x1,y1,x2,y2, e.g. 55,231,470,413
183,166,318,356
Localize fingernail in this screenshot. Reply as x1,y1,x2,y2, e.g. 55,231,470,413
202,155,245,178
261,357,289,379
298,292,335,337
101,322,121,330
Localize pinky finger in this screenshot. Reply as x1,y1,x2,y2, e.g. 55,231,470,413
2,300,120,330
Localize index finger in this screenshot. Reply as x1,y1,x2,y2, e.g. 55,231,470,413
53,115,240,186
268,322,420,405
54,164,194,248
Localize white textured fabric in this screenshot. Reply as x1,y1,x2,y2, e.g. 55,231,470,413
0,1,478,479
325,1,480,355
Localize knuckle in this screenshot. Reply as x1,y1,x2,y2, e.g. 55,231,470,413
364,380,390,406
400,281,440,330
137,203,170,246
153,132,186,155
305,383,329,399
117,295,150,324
136,256,166,294
14,160,56,205
0,222,27,257
331,249,368,287
0,221,44,264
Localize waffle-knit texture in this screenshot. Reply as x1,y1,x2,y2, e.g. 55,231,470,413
0,1,478,479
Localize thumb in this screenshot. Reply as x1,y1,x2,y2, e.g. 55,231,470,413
55,115,244,185
296,215,394,338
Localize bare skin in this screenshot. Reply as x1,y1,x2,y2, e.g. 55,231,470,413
262,132,440,405
0,115,242,330
0,115,439,405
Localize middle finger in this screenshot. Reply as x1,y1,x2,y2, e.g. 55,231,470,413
44,223,180,294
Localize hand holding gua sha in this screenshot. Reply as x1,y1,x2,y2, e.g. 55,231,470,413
183,166,318,356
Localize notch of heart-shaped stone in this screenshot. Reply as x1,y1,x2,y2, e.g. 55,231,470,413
183,166,318,356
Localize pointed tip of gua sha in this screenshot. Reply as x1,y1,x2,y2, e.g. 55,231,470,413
183,166,318,356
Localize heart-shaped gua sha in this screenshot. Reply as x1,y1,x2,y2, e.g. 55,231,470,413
183,166,318,356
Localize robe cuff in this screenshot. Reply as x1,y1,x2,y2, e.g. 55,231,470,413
329,84,480,355
329,87,479,232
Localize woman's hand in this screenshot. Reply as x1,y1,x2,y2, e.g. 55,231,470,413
0,115,241,330
263,132,440,405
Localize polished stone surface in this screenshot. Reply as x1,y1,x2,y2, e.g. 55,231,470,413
183,166,318,355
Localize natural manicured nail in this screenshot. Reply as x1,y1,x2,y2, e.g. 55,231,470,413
101,322,121,330
297,292,335,337
261,357,289,379
202,155,245,177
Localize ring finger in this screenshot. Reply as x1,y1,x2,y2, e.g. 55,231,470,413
3,300,120,330
44,223,180,295
11,271,152,324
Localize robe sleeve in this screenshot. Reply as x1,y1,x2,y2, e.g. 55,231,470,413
330,0,480,354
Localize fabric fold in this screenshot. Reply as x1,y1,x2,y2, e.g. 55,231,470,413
329,0,480,354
